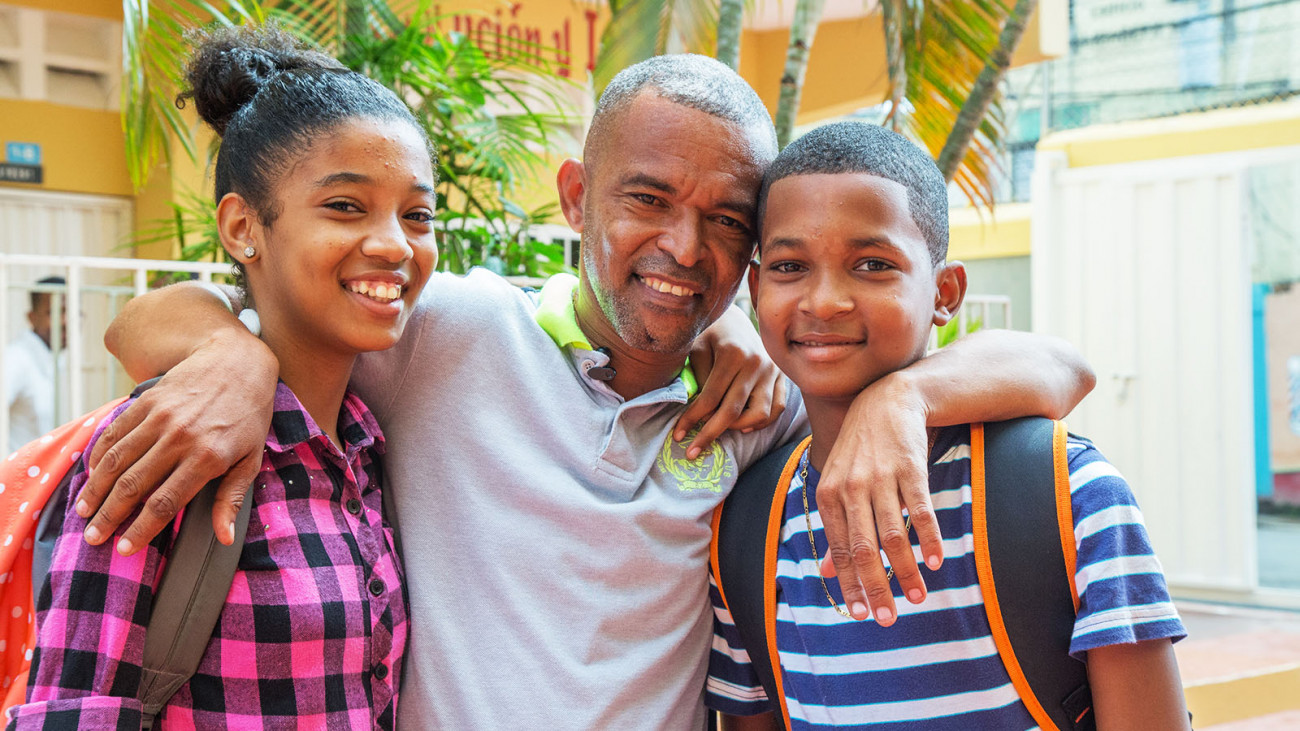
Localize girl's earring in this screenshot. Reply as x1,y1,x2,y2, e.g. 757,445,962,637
243,245,257,259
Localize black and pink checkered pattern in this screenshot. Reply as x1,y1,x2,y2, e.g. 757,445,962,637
8,384,407,729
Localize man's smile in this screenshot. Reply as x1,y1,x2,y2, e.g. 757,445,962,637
636,274,701,299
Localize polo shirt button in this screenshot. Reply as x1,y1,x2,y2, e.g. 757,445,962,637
369,579,385,597
346,498,362,515
374,663,389,680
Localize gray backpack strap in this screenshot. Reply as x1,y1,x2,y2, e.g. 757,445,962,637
137,478,255,728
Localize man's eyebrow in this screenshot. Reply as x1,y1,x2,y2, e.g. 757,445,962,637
717,198,757,223
619,173,676,194
621,174,754,221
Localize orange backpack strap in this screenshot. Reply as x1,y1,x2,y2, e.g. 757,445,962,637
711,435,809,731
972,418,1092,731
0,397,126,715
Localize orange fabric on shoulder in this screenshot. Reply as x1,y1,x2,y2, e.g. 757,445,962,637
0,398,125,715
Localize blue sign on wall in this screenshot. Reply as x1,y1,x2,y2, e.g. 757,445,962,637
5,142,41,166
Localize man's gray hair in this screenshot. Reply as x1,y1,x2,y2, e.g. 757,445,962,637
586,54,777,161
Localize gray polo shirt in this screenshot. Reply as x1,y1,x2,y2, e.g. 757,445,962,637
352,269,806,729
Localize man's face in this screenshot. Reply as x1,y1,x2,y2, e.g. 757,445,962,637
750,173,964,402
28,293,64,349
566,93,768,354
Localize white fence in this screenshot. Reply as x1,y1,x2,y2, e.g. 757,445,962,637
2,252,1015,455
0,253,231,451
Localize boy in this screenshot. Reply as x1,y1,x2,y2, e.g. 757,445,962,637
706,122,1189,730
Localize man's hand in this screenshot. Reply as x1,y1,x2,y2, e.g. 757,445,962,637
817,329,1095,626
78,328,278,554
679,305,786,459
816,372,937,626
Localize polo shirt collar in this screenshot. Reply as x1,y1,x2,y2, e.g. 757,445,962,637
533,273,698,398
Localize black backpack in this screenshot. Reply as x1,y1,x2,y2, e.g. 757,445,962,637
710,417,1094,731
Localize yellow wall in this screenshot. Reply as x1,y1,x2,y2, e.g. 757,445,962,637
2,0,1066,253
950,99,1300,262
0,99,133,197
5,0,119,20
1038,98,1300,167
740,15,891,126
949,203,1032,261
738,0,1064,127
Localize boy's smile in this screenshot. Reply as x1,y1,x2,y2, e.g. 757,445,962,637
750,172,964,403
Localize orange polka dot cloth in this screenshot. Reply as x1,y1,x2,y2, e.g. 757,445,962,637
0,398,125,715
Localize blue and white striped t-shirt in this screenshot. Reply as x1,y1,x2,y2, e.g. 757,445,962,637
707,424,1186,730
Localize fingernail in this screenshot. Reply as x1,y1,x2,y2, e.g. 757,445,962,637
84,525,101,544
674,430,685,441
926,554,942,570
116,537,133,555
875,606,894,623
227,522,236,543
687,447,699,460
75,500,90,518
851,601,869,620
742,428,753,434
907,588,923,603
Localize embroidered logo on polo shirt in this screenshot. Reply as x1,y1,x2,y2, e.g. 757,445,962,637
658,429,735,493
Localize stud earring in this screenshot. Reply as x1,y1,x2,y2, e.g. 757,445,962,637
243,245,257,259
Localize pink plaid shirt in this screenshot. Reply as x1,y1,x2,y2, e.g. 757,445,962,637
7,383,407,729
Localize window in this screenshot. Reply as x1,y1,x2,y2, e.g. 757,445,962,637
0,4,120,110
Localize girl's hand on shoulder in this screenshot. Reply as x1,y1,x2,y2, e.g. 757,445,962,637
678,305,786,459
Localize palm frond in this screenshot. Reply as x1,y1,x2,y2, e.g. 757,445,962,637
592,0,718,96
892,0,1011,207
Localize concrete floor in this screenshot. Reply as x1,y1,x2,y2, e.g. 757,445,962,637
1176,600,1300,728
1204,709,1300,730
1177,601,1300,684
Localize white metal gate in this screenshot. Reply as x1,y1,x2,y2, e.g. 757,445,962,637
1031,145,1300,596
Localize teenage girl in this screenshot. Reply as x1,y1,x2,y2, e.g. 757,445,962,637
7,25,435,729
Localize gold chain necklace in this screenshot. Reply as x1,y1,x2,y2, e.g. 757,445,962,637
800,431,936,619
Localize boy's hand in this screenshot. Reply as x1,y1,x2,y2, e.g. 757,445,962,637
678,305,787,459
77,328,278,554
817,372,940,626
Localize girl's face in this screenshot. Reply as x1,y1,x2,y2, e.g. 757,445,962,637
242,118,437,357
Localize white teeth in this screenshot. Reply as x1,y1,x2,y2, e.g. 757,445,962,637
347,281,403,303
642,276,695,297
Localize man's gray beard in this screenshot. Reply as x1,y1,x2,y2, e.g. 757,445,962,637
582,240,699,355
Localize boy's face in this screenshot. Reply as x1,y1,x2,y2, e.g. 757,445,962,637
750,172,965,402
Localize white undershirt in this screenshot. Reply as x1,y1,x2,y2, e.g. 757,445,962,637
5,330,57,453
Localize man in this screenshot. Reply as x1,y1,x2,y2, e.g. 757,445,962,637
76,55,1093,728
5,276,66,453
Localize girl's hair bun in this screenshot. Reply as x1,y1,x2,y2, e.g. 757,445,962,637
178,24,344,136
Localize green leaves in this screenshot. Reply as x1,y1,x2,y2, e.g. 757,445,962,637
896,0,1012,208
123,0,576,274
593,0,1016,208
592,0,719,95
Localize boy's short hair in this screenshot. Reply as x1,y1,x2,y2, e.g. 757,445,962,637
759,122,949,266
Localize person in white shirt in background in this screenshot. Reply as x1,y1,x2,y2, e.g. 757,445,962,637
5,276,66,453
